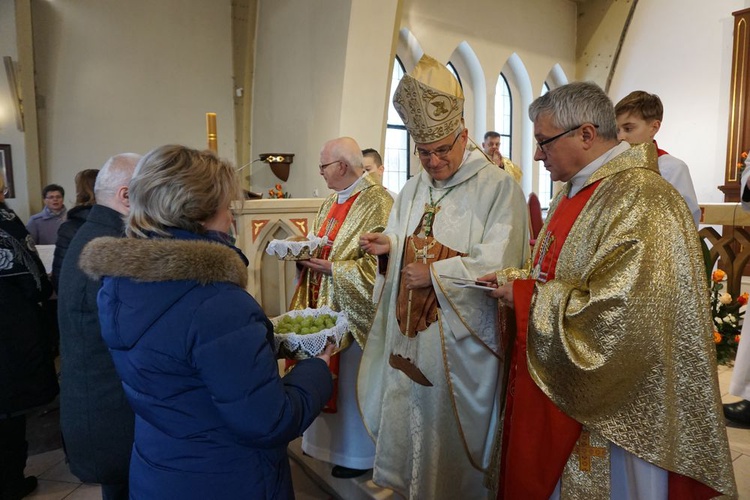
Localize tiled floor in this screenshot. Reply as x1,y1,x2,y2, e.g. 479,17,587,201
22,365,750,499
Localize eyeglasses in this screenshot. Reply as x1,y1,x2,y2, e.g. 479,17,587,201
415,132,462,160
45,195,63,200
536,124,599,154
319,160,341,172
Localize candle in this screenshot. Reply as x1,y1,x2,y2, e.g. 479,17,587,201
206,113,217,153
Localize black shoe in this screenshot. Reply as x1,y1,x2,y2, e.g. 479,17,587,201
331,465,370,478
723,399,750,427
2,476,38,500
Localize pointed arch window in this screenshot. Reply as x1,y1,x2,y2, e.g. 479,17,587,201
385,57,410,192
538,82,553,208
446,62,463,90
494,73,512,159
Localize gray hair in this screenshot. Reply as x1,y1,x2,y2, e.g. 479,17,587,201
528,81,618,141
94,153,141,204
326,137,364,172
126,145,240,238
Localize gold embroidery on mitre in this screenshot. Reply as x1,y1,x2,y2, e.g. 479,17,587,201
393,54,464,144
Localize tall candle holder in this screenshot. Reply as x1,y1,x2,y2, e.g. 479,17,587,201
206,113,218,153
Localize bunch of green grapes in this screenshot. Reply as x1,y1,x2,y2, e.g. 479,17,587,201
275,313,337,335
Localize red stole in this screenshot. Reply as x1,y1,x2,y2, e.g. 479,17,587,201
654,139,668,157
287,192,360,413
497,183,597,499
498,180,719,499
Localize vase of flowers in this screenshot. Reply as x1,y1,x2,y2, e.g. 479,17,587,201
268,183,291,199
710,269,746,365
737,150,748,181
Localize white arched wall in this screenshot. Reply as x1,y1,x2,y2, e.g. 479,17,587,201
397,28,423,73
546,64,569,90
544,64,570,198
502,53,534,195
450,41,486,140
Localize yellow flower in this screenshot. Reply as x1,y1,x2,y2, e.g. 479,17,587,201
720,293,733,305
712,269,726,282
713,331,722,344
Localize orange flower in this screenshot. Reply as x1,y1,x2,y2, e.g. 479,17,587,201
713,331,722,344
735,334,741,344
739,292,749,306
275,183,283,190
712,269,726,282
268,189,274,195
743,151,748,159
276,192,284,198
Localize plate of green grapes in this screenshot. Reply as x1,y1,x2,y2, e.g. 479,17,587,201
272,306,349,360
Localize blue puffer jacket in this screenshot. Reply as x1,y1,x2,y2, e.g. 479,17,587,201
81,229,333,499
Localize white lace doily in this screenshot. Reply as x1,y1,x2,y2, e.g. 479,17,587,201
265,236,327,260
272,306,348,360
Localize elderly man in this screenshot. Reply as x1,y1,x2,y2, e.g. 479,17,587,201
482,131,522,183
486,82,735,498
58,153,140,500
289,137,393,478
357,55,528,499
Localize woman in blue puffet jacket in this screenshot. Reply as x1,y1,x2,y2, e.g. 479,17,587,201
81,145,333,499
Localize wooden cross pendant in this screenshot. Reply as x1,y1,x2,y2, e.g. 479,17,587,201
414,246,435,264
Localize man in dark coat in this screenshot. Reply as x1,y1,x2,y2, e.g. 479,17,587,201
57,153,140,500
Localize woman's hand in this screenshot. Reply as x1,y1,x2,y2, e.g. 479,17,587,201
360,233,390,255
316,342,336,366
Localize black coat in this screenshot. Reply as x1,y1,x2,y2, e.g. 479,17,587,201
51,204,92,292
0,203,58,415
57,204,134,484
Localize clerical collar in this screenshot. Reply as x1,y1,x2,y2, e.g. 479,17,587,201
568,141,630,197
336,175,365,203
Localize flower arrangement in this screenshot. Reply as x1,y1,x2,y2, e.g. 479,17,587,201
710,269,746,365
737,150,748,176
268,183,291,199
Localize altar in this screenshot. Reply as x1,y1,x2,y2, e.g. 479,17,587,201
700,202,750,299
234,198,324,317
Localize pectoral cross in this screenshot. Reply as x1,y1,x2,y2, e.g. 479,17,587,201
414,246,434,264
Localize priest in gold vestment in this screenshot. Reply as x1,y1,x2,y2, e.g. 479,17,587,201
485,82,736,499
358,55,529,499
289,137,393,478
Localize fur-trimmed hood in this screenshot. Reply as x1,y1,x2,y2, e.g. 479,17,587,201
80,236,248,289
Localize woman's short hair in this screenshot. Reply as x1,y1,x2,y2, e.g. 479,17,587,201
126,145,240,238
74,169,100,207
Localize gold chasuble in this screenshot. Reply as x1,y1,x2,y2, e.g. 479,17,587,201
496,143,736,499
358,148,529,500
289,174,392,351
